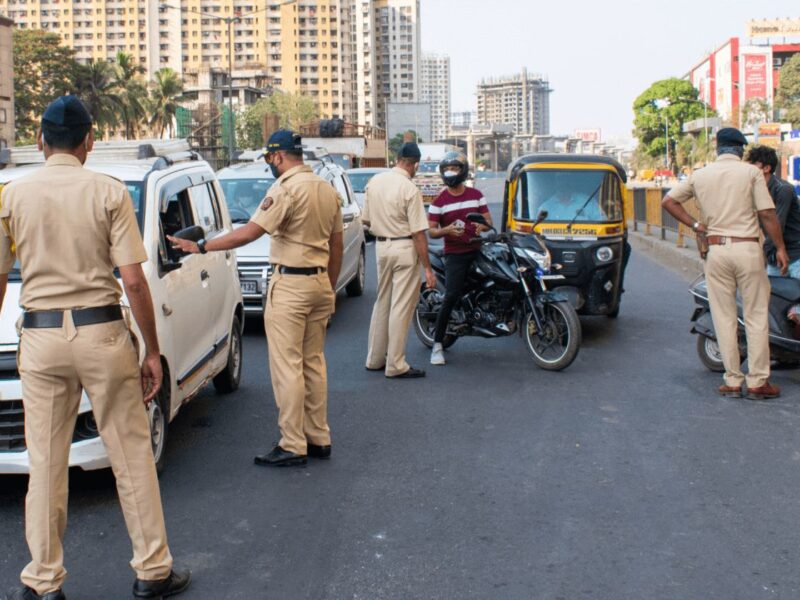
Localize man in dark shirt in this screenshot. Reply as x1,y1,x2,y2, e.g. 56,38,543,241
746,145,800,278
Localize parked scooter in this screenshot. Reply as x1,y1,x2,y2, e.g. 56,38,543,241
690,274,800,371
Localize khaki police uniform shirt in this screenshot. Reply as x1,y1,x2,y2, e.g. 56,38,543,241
362,166,428,238
669,154,775,238
0,154,147,311
250,164,343,269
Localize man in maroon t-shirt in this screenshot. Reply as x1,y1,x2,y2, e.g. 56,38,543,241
427,152,492,365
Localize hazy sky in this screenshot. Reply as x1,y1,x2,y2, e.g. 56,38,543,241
420,0,799,143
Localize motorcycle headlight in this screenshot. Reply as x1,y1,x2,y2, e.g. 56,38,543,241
516,247,551,271
596,246,614,263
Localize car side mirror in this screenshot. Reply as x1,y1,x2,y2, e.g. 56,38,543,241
466,212,488,226
173,225,204,243
535,210,549,224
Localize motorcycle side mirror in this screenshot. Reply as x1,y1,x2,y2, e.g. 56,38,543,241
466,212,489,226
173,225,205,243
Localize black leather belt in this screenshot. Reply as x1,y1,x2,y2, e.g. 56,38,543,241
278,266,327,275
23,305,123,329
376,235,413,242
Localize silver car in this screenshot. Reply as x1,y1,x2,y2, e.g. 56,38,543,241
345,167,390,209
217,155,367,315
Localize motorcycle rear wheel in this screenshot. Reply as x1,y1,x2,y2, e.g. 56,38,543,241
696,335,725,373
524,301,581,371
413,286,458,349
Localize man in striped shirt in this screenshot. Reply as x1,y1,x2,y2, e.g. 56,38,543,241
427,152,492,365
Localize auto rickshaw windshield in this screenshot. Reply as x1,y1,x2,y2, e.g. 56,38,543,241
513,169,623,223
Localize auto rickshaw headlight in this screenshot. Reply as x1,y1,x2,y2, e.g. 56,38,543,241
596,246,614,263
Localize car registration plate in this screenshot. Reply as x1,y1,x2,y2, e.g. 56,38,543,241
240,280,258,295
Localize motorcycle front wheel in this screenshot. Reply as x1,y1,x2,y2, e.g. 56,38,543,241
524,301,581,371
413,285,458,349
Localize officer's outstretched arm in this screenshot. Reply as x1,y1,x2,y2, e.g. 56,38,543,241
168,222,264,254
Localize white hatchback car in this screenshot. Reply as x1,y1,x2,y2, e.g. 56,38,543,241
217,148,366,315
0,143,244,474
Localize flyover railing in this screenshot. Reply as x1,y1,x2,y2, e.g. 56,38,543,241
628,186,700,247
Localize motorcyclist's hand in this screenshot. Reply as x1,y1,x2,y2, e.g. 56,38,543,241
776,247,790,276
425,268,437,290
141,352,163,406
445,223,463,237
474,224,488,234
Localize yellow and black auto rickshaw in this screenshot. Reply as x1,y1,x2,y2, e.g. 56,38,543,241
502,154,630,317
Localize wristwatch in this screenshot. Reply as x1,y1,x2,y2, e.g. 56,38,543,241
197,238,208,254
692,221,702,231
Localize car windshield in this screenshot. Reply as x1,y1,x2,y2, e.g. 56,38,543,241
514,169,623,224
8,181,143,281
218,177,275,222
417,161,439,174
348,172,379,193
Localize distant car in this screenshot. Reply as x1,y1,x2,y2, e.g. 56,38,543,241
345,167,390,209
217,150,367,316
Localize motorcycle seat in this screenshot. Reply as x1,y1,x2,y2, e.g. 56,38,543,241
769,276,800,302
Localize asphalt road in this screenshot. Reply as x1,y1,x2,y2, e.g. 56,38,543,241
3,180,800,599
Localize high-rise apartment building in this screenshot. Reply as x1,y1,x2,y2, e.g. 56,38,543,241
350,0,421,129
0,15,12,149
421,53,449,142
477,68,551,136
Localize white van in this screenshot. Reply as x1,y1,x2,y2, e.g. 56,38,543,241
0,143,244,474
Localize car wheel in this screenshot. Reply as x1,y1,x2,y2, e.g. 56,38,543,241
149,365,170,475
345,247,366,297
213,316,243,393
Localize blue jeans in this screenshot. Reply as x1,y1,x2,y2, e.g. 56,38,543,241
767,258,800,278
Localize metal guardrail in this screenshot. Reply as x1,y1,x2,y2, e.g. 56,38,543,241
629,186,700,247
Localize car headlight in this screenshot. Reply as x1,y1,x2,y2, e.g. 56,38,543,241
596,246,614,263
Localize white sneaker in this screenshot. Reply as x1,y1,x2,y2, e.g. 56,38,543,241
430,343,446,365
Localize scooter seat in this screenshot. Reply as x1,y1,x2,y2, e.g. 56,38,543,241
769,276,800,302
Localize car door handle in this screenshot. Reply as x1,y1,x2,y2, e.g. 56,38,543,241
201,269,210,281
225,251,231,259
162,303,173,316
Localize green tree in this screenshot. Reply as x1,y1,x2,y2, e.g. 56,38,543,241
236,98,271,149
262,91,318,131
148,68,184,138
388,130,424,158
632,78,711,172
74,59,124,136
776,53,800,127
113,52,148,140
12,29,81,143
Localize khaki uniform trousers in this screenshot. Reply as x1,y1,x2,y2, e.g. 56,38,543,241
705,242,771,388
18,314,172,594
264,271,335,455
365,239,420,376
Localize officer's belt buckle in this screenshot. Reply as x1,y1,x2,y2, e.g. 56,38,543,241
719,236,727,245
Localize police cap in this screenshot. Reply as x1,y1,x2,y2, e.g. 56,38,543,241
398,142,422,161
266,129,302,153
41,95,93,128
716,127,748,147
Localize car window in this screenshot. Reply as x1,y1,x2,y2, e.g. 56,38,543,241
332,175,350,208
348,172,376,193
190,183,221,235
159,189,195,266
218,177,274,222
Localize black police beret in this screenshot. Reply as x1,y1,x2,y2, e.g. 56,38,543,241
41,95,92,127
716,127,748,147
398,142,421,161
266,129,302,153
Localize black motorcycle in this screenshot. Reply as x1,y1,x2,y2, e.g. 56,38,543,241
690,274,800,371
414,212,582,371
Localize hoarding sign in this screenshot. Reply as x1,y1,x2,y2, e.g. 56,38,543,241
746,18,800,39
742,53,769,101
573,129,601,142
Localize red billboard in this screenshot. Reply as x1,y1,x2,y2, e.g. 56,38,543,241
743,53,769,101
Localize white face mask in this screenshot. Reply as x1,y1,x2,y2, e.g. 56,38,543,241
443,170,459,178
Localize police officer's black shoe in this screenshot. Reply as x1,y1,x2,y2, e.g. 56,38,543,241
4,586,66,600
254,445,307,467
132,568,191,599
307,443,331,459
386,367,426,379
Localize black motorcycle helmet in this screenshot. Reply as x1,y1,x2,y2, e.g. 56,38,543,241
439,151,469,188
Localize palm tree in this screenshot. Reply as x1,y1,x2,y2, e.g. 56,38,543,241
74,59,123,138
148,68,183,139
113,51,148,140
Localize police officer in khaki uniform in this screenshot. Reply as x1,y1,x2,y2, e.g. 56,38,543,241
362,142,436,378
663,127,789,400
0,97,189,600
170,130,343,467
